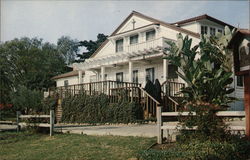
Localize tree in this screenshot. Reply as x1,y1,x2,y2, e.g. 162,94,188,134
165,26,236,140
75,33,108,62
57,36,79,65
0,37,70,105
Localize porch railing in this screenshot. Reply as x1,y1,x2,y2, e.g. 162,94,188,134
51,81,141,98
109,86,161,118
161,80,185,112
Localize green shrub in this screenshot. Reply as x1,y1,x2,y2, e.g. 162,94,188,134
10,85,43,114
42,94,58,114
61,92,143,123
138,137,250,160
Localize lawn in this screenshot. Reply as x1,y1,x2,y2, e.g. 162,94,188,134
0,131,155,160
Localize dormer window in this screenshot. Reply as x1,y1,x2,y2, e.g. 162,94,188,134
201,26,208,35
130,34,138,45
146,30,156,41
116,39,123,52
210,27,216,36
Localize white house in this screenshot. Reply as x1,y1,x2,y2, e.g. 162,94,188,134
52,70,81,87
56,11,244,111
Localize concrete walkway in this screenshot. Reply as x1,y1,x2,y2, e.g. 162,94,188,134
1,120,245,138
54,120,245,137
55,124,158,137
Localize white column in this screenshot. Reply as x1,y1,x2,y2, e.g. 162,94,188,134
163,59,168,81
78,70,83,84
128,61,133,82
101,66,105,81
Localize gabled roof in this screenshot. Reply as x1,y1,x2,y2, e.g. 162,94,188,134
171,14,235,29
228,29,250,48
51,70,79,80
90,11,200,58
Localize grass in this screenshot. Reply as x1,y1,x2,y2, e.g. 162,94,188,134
0,131,155,160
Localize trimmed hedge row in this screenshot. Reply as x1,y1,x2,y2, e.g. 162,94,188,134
61,92,143,123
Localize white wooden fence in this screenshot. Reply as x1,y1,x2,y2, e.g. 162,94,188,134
16,110,55,136
156,106,246,144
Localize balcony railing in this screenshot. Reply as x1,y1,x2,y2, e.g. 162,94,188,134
125,37,169,54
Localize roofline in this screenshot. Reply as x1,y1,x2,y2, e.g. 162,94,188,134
51,71,79,80
228,29,250,48
90,11,200,58
171,14,235,29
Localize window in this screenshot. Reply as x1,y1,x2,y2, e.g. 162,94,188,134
168,64,178,79
116,72,123,82
146,30,156,41
116,39,123,52
130,34,138,44
133,70,138,83
210,27,216,36
217,29,223,33
201,26,208,35
237,76,244,87
145,68,155,83
64,80,69,86
104,74,107,81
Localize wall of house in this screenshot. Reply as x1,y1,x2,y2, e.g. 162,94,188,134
179,22,199,33
56,76,79,87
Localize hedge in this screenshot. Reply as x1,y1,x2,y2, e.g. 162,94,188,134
61,92,143,123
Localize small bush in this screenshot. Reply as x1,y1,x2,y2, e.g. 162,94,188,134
61,92,143,123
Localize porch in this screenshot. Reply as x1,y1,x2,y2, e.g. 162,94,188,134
50,80,185,122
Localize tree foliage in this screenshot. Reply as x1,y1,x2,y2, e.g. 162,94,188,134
10,85,43,114
57,36,79,65
76,33,108,62
0,37,70,104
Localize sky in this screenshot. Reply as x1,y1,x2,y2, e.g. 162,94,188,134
1,0,249,44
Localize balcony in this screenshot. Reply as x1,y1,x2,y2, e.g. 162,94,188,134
125,37,170,54
74,37,172,70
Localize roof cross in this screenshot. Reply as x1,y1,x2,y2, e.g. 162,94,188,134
132,19,136,29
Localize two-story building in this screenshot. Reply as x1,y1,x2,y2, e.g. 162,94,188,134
55,11,244,111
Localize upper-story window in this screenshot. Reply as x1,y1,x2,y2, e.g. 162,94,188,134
130,34,139,45
116,39,123,52
210,27,216,36
201,26,208,35
217,29,223,34
146,30,156,41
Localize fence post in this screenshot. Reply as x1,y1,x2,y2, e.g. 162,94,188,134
16,111,20,132
50,110,54,136
157,105,162,144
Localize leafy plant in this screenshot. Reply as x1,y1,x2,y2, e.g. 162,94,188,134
10,85,43,114
164,26,236,140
